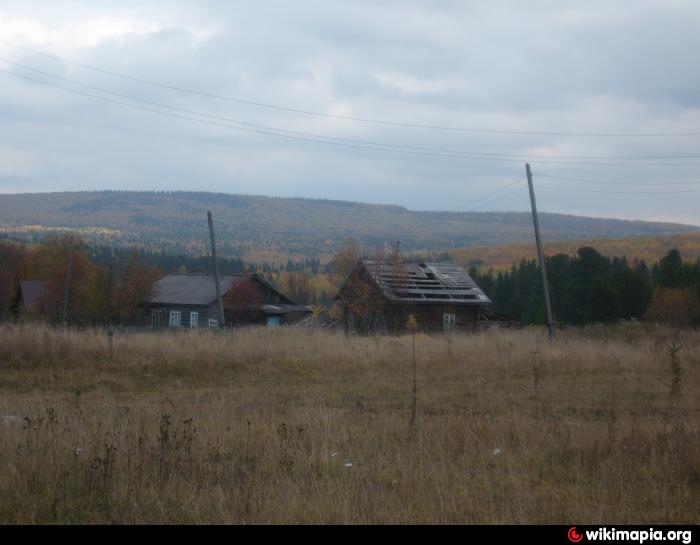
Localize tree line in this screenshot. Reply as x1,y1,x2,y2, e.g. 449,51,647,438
0,236,165,325
470,247,700,327
0,236,334,324
3,235,699,328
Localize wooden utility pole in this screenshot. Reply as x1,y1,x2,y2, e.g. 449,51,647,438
207,211,225,327
526,163,555,340
62,236,74,326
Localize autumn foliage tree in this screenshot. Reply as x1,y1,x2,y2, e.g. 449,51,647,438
330,238,361,285
34,236,98,324
647,248,700,328
0,240,26,321
223,277,262,325
276,271,313,304
645,287,700,329
333,245,391,334
116,252,164,322
1,236,163,326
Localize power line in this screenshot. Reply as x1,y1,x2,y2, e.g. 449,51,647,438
3,39,700,138
5,59,699,164
537,184,700,194
471,187,526,211
5,67,700,168
463,180,522,209
467,182,521,208
0,68,519,162
535,173,700,186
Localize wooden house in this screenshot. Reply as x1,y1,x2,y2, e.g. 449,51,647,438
145,273,311,328
335,259,491,334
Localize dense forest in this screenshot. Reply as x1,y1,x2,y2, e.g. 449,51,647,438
471,247,700,327
1,191,698,262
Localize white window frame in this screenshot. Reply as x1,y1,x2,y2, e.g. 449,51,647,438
169,310,182,327
151,309,165,328
443,313,456,334
190,311,199,329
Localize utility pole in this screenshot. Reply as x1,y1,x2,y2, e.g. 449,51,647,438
526,163,555,340
207,211,225,327
62,236,75,326
393,240,402,259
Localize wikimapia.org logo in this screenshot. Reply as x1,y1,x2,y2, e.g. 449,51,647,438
567,527,693,544
569,528,584,543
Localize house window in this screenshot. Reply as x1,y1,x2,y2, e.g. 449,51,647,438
443,313,456,334
151,309,165,328
169,310,182,327
190,311,199,329
208,318,219,328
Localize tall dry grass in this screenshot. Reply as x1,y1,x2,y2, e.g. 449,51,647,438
0,323,698,523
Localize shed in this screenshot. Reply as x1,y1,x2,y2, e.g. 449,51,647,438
335,259,491,334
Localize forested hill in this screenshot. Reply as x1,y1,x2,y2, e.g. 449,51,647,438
0,191,697,260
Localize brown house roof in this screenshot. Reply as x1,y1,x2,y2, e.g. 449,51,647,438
340,259,491,305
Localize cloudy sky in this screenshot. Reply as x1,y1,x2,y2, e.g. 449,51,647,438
1,1,699,224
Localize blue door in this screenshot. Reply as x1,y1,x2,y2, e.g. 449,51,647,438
267,316,281,328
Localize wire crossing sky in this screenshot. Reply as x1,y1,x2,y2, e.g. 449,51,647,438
4,64,700,168
0,1,699,225
3,39,700,139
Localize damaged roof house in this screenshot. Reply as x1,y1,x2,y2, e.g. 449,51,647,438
335,259,492,334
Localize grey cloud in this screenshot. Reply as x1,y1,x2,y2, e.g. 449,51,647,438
0,1,698,225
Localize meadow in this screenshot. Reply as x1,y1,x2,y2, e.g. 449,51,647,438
0,323,698,524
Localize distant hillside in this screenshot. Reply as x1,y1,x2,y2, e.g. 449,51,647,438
0,191,698,262
447,233,700,271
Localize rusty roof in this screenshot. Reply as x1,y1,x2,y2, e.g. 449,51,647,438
359,259,491,305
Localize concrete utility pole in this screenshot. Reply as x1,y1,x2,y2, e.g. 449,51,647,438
207,211,225,327
62,236,74,326
526,163,555,340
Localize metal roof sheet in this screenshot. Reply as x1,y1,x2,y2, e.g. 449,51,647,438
360,259,491,305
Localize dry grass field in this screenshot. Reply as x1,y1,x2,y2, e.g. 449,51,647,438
0,323,698,524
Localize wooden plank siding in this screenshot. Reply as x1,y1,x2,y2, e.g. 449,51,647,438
336,259,489,335
344,302,479,335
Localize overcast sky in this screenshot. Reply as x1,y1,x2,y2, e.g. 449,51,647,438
0,1,699,225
